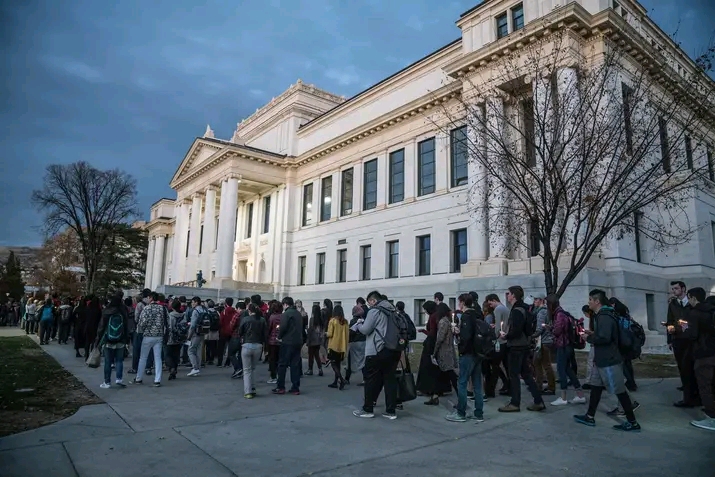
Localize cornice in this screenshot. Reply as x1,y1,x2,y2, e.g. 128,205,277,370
291,82,462,167
239,103,325,142
236,80,345,134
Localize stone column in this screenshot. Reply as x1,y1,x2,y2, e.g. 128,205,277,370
201,186,217,276
376,151,388,208
487,95,507,258
468,103,488,262
214,175,240,284
170,204,182,284
187,193,204,279
175,200,191,283
434,131,449,193
151,235,166,289
403,139,416,202
144,236,156,289
556,67,581,250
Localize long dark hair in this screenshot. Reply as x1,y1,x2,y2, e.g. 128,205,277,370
422,300,437,315
332,305,347,326
323,298,333,318
609,297,630,317
436,302,451,320
311,304,322,328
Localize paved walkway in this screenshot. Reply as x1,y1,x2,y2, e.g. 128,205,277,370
0,334,712,477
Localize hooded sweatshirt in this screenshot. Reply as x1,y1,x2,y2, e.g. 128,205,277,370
357,300,397,357
166,310,186,345
97,305,129,344
588,305,622,368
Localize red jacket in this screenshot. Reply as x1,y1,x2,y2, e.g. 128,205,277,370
220,306,237,338
552,307,572,349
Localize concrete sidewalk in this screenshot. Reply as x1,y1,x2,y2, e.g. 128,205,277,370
0,335,712,477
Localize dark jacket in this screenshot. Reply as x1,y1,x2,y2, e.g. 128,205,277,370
588,305,622,368
666,297,691,344
96,305,130,344
689,302,715,360
279,307,304,346
239,314,268,345
505,301,530,350
349,316,366,343
457,308,478,356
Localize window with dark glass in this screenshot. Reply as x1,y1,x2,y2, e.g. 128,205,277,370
316,252,326,284
659,117,671,172
685,135,693,170
361,245,371,280
417,235,431,276
451,229,467,273
298,256,306,285
450,126,468,187
522,99,536,167
496,13,508,39
512,4,524,31
341,168,353,216
302,183,313,226
389,149,404,204
622,83,634,155
415,299,428,326
320,176,332,222
418,138,436,196
245,202,253,239
363,159,378,210
387,241,399,278
262,196,271,234
337,249,347,283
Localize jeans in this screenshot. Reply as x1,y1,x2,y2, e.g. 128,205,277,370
165,344,182,374
132,332,153,370
457,355,484,417
58,321,71,343
137,336,163,382
39,320,53,343
484,347,509,396
694,356,715,418
308,345,322,371
508,348,543,407
104,346,125,383
188,335,204,370
227,337,243,371
623,358,636,388
363,348,401,414
556,346,581,390
276,344,302,391
533,345,556,391
205,339,217,362
216,337,230,366
241,343,263,395
267,344,280,379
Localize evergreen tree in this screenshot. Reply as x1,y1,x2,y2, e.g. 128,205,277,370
0,251,26,300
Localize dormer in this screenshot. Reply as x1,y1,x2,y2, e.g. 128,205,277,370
231,80,345,157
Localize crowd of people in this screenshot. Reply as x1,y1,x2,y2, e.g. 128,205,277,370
5,279,714,432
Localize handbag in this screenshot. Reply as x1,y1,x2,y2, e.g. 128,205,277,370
86,346,101,368
395,353,417,402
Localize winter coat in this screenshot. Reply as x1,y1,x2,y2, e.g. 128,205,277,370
433,317,457,371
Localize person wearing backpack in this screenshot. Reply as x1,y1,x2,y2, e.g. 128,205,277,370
547,294,587,406
272,296,304,395
96,293,130,389
686,288,715,431
610,298,639,393
187,296,207,377
445,293,487,423
531,293,556,396
133,292,168,386
352,290,402,420
166,299,188,380
37,299,55,345
574,289,641,432
56,298,73,345
498,286,546,413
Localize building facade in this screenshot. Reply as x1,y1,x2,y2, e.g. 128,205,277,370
144,0,715,349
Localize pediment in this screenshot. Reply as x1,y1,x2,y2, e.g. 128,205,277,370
170,138,224,188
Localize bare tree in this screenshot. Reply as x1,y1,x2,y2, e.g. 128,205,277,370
435,28,715,297
32,162,139,294
32,230,84,296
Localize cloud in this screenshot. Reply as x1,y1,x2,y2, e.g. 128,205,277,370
249,89,264,97
324,66,361,86
40,56,106,83
406,16,424,31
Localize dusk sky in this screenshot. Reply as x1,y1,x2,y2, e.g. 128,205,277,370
1,0,713,247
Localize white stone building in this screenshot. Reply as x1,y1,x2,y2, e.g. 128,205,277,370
143,0,715,349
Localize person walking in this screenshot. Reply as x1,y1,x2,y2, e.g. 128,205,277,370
326,305,349,390
97,293,130,389
239,303,268,399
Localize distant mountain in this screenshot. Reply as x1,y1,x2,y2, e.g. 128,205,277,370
0,246,41,269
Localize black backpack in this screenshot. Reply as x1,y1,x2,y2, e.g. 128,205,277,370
615,314,644,360
60,307,72,324
517,306,537,337
208,310,220,332
473,318,497,358
379,309,411,352
398,311,417,341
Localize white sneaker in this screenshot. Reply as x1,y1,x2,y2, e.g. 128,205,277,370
187,369,200,377
551,397,569,406
100,382,111,389
267,378,277,384
571,396,587,404
691,417,715,431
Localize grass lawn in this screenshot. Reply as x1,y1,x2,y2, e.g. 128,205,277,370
406,343,679,379
0,336,102,438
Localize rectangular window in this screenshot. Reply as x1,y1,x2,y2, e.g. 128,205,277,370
337,249,347,283
341,168,353,216
245,202,253,239
634,211,644,263
302,183,313,226
451,229,468,273
363,159,378,210
417,235,431,276
658,117,670,172
709,146,715,181
522,99,536,167
361,245,371,280
450,126,469,187
316,252,326,284
387,240,399,279
199,225,204,254
262,196,271,234
685,135,693,170
298,256,306,286
389,149,405,204
622,83,634,155
645,293,656,331
418,138,436,196
185,230,190,257
415,299,427,326
496,12,508,39
512,4,524,31
529,220,540,257
320,176,332,222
